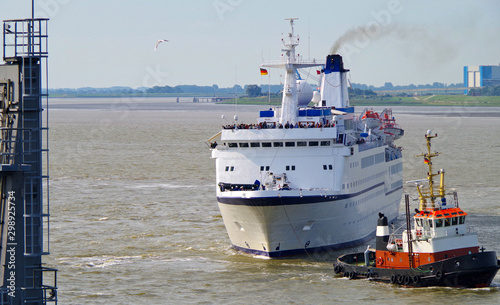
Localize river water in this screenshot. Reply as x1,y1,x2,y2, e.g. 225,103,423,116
44,98,500,304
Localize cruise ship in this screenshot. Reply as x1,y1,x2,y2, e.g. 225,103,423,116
208,19,404,257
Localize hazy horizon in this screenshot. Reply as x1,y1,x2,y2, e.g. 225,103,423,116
2,1,499,89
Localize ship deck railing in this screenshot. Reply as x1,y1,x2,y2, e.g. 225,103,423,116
218,183,331,193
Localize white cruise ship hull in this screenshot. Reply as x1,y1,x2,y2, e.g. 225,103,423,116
218,189,401,257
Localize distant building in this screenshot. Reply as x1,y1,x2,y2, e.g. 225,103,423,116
464,65,500,88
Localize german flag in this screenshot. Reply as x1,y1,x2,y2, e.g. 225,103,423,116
260,68,268,75
424,157,430,164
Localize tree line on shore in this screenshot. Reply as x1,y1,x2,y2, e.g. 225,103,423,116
49,82,500,97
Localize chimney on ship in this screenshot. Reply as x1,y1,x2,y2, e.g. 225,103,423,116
375,213,390,251
320,54,350,109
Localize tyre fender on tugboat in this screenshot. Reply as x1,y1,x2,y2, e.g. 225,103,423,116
435,270,443,281
412,275,420,284
334,264,342,274
403,275,411,285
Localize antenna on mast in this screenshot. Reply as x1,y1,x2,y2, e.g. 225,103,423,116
32,0,35,19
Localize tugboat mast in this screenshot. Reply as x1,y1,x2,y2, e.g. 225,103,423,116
415,130,446,210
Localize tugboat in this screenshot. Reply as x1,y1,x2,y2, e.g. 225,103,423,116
333,131,500,287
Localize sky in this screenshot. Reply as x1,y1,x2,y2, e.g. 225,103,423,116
1,0,500,89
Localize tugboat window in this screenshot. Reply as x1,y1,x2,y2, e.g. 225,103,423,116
459,216,465,224
273,142,283,147
309,141,319,146
285,142,295,147
451,217,458,226
250,142,260,147
444,218,451,227
436,219,443,228
262,142,272,147
297,141,307,146
239,143,249,147
228,143,237,148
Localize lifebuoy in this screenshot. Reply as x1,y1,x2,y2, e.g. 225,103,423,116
416,230,422,237
377,257,384,266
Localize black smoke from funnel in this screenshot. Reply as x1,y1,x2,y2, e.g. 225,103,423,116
329,24,457,66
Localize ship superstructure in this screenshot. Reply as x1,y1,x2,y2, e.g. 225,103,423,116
209,19,404,257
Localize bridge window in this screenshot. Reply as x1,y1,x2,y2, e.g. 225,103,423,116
452,217,458,226
285,142,295,147
320,141,331,146
250,142,260,147
444,218,450,227
297,141,307,146
459,216,465,224
239,143,249,147
273,142,283,147
228,143,237,148
262,142,272,147
309,141,319,146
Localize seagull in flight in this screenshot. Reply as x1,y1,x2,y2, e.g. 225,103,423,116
154,39,169,51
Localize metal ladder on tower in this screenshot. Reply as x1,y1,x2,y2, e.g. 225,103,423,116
1,17,57,304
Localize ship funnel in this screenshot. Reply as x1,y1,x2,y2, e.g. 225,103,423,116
320,54,350,109
375,213,390,251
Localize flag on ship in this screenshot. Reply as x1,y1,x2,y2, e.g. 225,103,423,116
424,157,430,164
260,68,268,75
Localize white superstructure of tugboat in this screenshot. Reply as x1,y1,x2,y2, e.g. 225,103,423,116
334,131,500,287
209,19,404,257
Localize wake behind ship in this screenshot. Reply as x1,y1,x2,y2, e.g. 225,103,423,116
208,19,404,257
